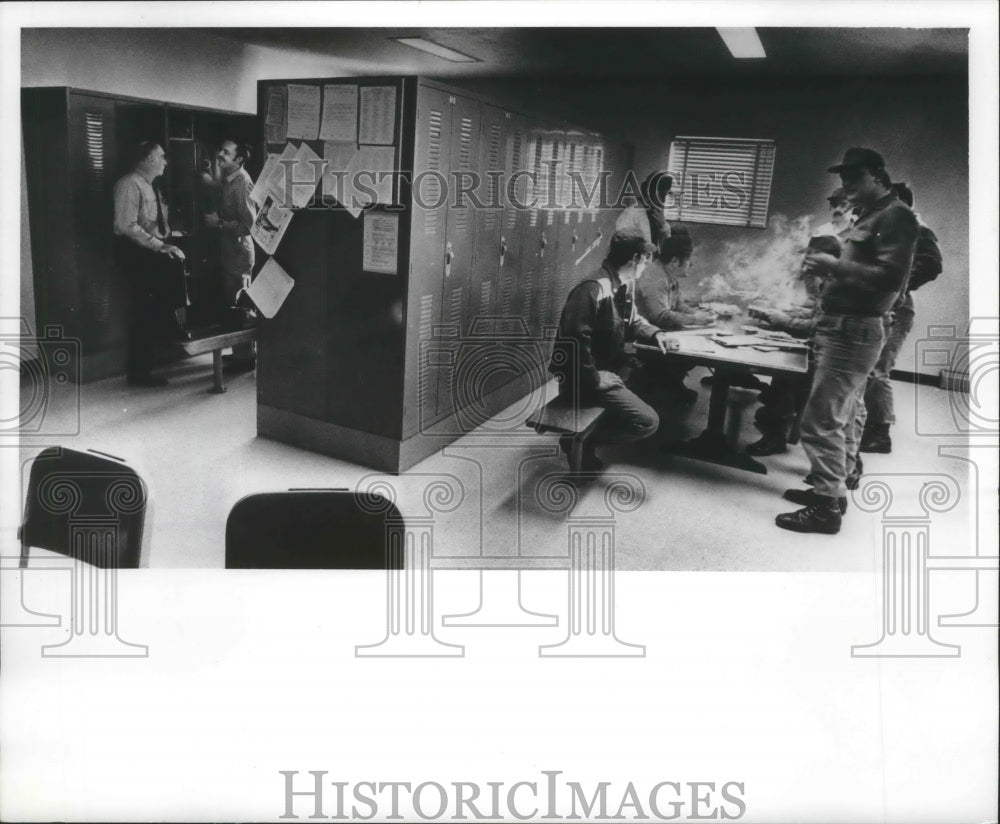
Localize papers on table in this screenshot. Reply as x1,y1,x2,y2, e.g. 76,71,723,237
246,257,295,319
359,86,397,145
286,84,321,140
319,84,358,142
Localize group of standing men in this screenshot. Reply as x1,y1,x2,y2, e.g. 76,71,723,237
112,138,257,386
550,147,941,536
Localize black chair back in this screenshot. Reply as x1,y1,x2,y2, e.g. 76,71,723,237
225,490,404,569
20,447,147,568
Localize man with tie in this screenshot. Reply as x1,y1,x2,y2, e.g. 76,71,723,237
113,141,188,386
549,230,679,472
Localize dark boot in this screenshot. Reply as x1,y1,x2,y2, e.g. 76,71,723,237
783,487,847,515
775,496,843,534
846,456,864,490
860,423,892,453
746,432,788,456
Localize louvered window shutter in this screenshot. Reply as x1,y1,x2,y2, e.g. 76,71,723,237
664,137,775,229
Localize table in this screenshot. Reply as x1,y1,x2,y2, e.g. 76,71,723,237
157,325,257,394
636,326,810,474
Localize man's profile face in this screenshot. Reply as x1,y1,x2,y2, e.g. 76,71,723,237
839,166,881,206
142,144,167,178
829,198,850,221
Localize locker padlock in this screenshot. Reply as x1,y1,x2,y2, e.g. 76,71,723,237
445,241,454,277
499,237,507,266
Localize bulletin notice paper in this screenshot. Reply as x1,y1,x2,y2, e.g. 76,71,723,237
286,84,321,140
265,85,287,144
359,85,397,145
322,141,359,207
362,212,399,275
319,84,358,142
249,153,280,206
250,193,293,256
247,257,295,318
357,145,396,206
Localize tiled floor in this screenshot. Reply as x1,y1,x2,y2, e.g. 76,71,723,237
15,354,973,570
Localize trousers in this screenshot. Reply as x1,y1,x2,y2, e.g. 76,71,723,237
565,371,660,447
800,314,885,498
864,298,915,426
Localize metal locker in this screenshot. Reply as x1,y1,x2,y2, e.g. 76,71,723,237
434,93,481,421
497,113,529,323
466,103,505,330
403,84,454,435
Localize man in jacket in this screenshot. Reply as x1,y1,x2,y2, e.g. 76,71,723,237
860,181,943,453
776,148,918,534
549,230,679,471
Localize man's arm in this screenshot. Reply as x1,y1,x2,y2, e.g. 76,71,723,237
907,225,943,291
635,278,686,331
221,175,256,237
556,283,602,392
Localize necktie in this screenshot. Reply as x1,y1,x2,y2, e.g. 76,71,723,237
154,181,167,236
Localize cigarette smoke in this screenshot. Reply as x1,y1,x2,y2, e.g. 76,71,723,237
697,213,821,310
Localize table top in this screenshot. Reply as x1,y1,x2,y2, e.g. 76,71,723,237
636,326,810,377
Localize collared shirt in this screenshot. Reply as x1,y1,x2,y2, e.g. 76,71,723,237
820,191,918,317
634,260,696,331
113,171,169,250
549,261,660,392
220,166,256,238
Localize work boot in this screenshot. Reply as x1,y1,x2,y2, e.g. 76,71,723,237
846,456,864,491
783,487,848,515
745,433,788,456
775,496,843,534
860,423,892,453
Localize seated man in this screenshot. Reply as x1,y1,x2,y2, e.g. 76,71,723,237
745,234,840,456
549,230,679,472
634,225,714,404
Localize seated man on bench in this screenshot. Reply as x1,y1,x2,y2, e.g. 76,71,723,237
548,230,678,472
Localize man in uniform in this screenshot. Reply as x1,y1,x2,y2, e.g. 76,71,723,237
776,148,918,534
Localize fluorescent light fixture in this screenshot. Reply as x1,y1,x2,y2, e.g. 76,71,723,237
717,28,766,59
392,37,479,63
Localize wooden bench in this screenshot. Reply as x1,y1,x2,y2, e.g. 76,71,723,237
525,397,606,473
158,326,257,394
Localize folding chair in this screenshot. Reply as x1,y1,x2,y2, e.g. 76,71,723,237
224,489,404,569
18,446,148,569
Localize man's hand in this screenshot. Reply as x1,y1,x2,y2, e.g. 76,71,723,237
803,251,838,276
159,244,186,260
655,331,680,353
595,370,625,391
684,310,715,326
203,211,221,229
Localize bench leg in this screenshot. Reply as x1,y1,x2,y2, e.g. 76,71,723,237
569,436,584,474
209,350,227,394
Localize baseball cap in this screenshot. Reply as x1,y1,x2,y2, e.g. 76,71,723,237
827,147,886,173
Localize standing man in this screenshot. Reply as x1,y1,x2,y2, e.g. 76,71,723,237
204,140,257,369
549,230,679,472
776,148,918,534
113,141,187,387
615,171,674,249
860,181,943,453
814,187,855,239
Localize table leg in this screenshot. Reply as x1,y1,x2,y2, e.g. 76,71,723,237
662,370,767,474
208,350,227,394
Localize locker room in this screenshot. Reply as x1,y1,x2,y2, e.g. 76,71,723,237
12,24,984,569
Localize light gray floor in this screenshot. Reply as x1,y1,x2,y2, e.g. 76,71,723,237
15,354,972,570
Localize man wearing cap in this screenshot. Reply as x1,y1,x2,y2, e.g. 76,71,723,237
860,181,943,453
549,230,679,472
815,187,855,239
776,147,918,534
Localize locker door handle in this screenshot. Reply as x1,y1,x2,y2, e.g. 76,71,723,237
540,233,547,258
571,231,578,250
500,237,507,265
445,242,454,277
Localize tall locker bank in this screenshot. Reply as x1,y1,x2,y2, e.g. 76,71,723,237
255,76,632,473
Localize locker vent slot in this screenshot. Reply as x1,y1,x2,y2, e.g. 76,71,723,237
506,129,523,231
485,123,501,230
501,275,514,316
452,116,474,234
423,109,444,236
84,113,106,191
447,286,464,325
419,293,435,404
479,281,493,318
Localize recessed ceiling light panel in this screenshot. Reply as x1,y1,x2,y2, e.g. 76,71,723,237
392,37,479,63
717,28,767,59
